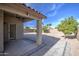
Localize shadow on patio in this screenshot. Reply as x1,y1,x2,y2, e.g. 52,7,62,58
3,33,60,56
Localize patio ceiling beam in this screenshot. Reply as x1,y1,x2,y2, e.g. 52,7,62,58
16,15,33,22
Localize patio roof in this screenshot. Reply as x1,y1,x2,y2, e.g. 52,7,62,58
0,3,46,21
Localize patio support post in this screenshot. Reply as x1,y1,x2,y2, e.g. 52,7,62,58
36,19,42,45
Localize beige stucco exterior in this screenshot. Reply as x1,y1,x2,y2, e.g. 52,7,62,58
0,11,24,52
4,12,23,42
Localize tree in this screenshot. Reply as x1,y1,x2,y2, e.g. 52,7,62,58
43,23,52,32
25,26,31,29
47,24,52,27
57,16,79,36
45,24,52,29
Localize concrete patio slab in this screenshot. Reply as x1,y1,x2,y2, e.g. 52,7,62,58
3,39,38,56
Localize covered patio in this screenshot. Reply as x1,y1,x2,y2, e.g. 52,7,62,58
0,3,46,55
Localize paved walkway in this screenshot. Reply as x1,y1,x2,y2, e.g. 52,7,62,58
44,38,67,56
63,38,71,56
44,36,72,56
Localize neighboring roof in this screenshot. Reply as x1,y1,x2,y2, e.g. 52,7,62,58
0,3,46,20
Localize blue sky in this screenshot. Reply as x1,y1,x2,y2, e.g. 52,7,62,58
24,3,79,28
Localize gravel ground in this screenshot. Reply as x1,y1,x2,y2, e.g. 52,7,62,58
68,38,79,56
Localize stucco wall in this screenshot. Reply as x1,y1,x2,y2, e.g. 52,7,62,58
16,20,23,40
0,10,4,52
4,14,23,42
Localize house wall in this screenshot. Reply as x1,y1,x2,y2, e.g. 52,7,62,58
0,10,4,52
4,14,23,42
